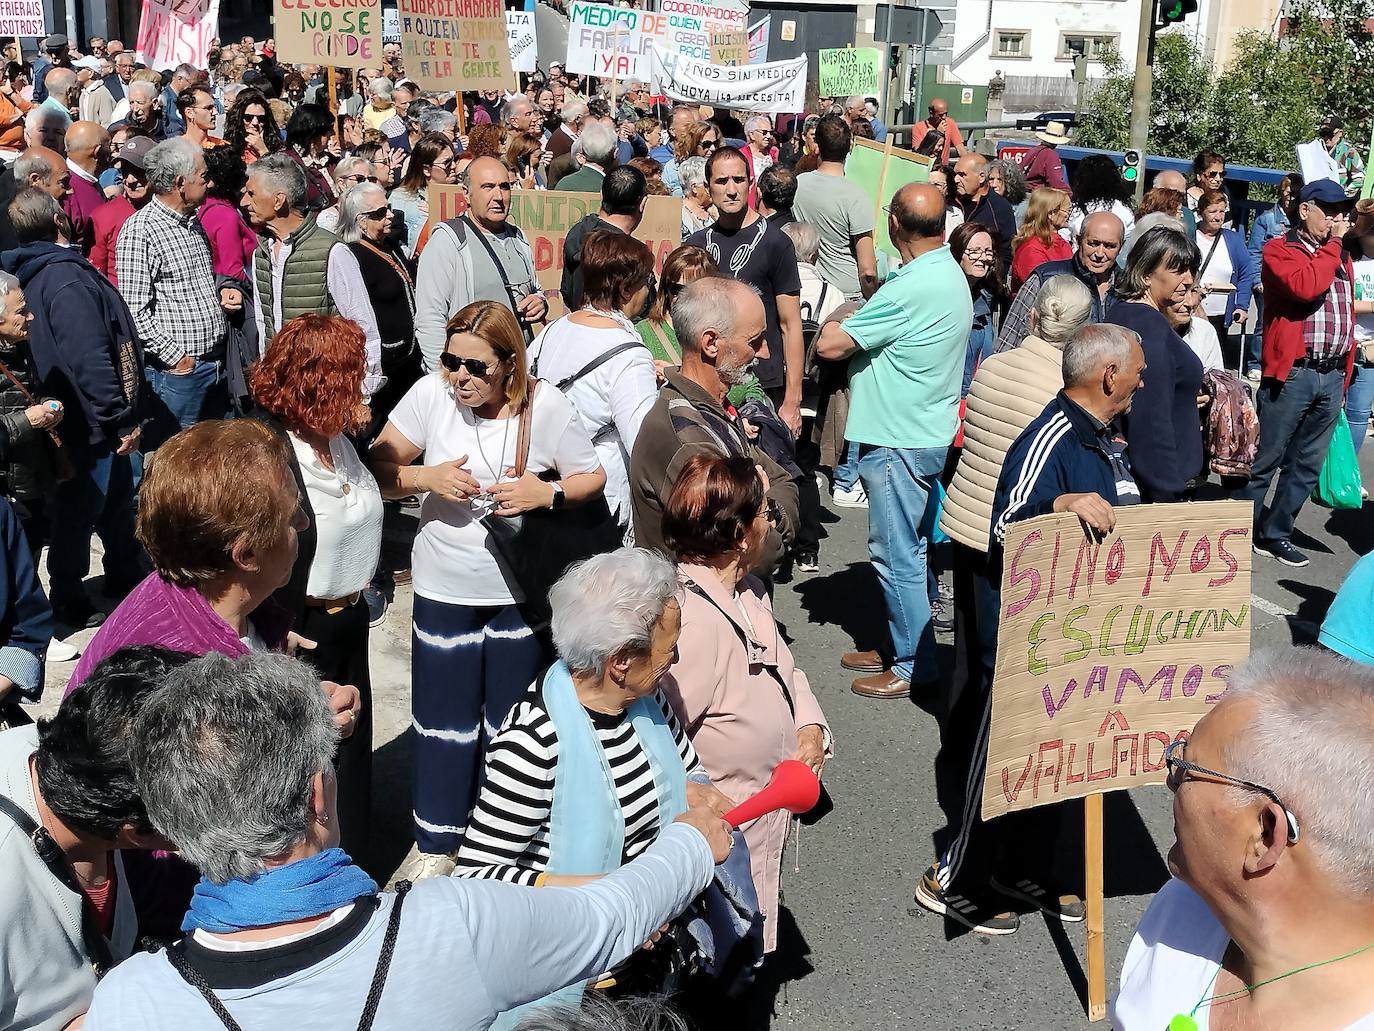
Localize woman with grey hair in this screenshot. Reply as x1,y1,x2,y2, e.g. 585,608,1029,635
316,154,376,232
80,649,732,1030
677,155,711,236
1105,224,1205,501
987,158,1029,223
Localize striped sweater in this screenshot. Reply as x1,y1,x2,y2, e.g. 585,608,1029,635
454,686,700,885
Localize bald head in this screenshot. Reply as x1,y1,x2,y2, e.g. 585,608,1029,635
15,146,70,201
954,153,988,200
44,66,77,104
890,183,947,243
930,98,949,116
1078,210,1126,278
1155,169,1187,193
65,121,108,165
1081,210,1125,245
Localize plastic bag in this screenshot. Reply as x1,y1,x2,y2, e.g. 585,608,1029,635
1312,411,1365,510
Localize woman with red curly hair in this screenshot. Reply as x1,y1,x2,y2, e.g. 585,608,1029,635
251,313,383,861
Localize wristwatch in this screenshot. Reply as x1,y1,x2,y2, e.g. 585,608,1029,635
549,480,566,509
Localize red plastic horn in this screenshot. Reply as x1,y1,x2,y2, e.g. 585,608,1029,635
723,759,821,829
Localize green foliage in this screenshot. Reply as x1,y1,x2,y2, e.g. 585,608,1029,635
1075,35,1216,157
1211,33,1318,169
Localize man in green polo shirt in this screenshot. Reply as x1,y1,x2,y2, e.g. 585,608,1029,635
816,182,973,698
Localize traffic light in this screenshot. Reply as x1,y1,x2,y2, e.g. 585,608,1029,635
1122,149,1142,185
1158,0,1198,25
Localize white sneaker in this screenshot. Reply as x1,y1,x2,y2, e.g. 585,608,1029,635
1246,368,1262,383
47,637,81,662
832,484,868,508
403,851,456,881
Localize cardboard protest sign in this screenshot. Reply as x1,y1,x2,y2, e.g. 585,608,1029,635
981,502,1253,821
817,47,880,98
275,0,383,67
136,0,219,69
426,187,681,315
506,10,537,73
747,15,769,64
710,28,748,66
845,138,930,258
566,0,744,80
0,0,45,37
400,0,514,93
649,45,806,114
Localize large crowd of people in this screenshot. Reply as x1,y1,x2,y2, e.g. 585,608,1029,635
0,26,1371,1031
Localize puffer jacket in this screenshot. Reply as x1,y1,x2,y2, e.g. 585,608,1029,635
940,334,1064,553
0,342,59,502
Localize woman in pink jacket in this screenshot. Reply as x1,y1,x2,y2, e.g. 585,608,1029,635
659,452,832,953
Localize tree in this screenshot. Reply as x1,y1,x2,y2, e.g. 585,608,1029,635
1285,0,1374,133
1210,32,1318,170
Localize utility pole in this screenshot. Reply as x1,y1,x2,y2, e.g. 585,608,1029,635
1128,0,1155,205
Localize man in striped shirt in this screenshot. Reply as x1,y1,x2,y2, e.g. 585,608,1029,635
915,323,1145,937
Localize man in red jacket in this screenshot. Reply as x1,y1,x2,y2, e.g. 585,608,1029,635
1238,179,1356,567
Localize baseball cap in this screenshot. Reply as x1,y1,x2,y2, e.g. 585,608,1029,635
116,135,155,170
1299,179,1354,206
1322,114,1345,130
73,55,102,72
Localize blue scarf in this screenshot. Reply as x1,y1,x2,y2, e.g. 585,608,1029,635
181,848,379,934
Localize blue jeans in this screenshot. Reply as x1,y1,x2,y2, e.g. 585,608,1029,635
858,443,948,683
1244,293,1264,374
833,439,861,491
1346,363,1374,454
47,440,146,608
144,358,229,449
1238,366,1345,544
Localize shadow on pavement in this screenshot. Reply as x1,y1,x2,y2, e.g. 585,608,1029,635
792,562,886,655
1276,577,1334,645
365,726,416,884
678,905,814,1030
1321,504,1374,556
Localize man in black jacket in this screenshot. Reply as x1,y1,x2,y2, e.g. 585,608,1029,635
560,164,646,311
954,153,1017,270
2,188,146,629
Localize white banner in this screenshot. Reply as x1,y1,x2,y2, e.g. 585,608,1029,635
747,15,769,64
382,5,399,43
506,10,537,73
649,43,805,114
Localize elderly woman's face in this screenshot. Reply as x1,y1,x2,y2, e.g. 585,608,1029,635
621,597,682,698
1166,273,1198,329
987,167,1005,195
443,331,509,411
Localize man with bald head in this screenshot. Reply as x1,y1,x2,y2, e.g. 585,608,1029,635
63,120,109,255
955,153,1016,268
995,209,1125,352
816,182,974,698
40,66,78,123
910,96,965,164
1152,168,1197,232
14,146,70,204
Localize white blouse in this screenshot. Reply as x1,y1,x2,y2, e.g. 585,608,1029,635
290,433,383,600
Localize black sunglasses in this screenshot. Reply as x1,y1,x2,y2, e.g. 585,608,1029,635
243,113,266,123
362,205,390,220
343,174,381,185
666,280,687,297
440,352,498,376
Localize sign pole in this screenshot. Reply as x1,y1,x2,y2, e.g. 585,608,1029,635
913,7,929,124
872,130,896,234
326,66,341,152
1085,792,1107,1022
611,25,623,111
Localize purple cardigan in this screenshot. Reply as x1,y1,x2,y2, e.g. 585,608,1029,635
64,572,290,694
197,196,259,280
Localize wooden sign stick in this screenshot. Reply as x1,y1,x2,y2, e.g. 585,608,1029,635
326,66,341,152
872,129,896,232
611,24,623,110
1085,792,1107,1022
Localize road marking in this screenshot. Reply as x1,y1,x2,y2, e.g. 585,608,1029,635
1250,594,1319,636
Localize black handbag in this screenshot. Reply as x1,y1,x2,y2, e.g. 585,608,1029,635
482,380,624,628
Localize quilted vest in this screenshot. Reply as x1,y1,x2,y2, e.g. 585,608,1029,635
253,215,338,344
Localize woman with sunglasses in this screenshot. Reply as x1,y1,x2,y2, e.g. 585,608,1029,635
391,132,455,260
316,154,378,233
370,300,606,879
663,120,717,199
226,87,282,166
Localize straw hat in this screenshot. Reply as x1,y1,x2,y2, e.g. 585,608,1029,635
1036,120,1070,145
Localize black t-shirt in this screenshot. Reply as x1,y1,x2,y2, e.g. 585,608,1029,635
561,214,623,312
685,216,802,390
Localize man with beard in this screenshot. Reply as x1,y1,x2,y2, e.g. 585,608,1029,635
630,277,798,577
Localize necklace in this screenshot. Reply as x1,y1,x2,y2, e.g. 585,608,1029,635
470,407,512,487
581,306,637,335
1170,939,1374,1031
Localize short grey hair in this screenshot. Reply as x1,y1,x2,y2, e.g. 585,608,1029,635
0,270,21,318
549,548,681,678
1117,224,1201,301
336,182,386,244
1061,323,1140,386
560,99,587,124
513,994,689,1031
221,82,246,108
1221,647,1374,897
249,152,308,214
1033,275,1094,346
677,155,706,192
744,114,772,134
672,277,758,352
173,62,198,81
501,95,533,124
418,107,456,136
369,75,393,100
126,78,158,101
579,120,618,167
144,137,203,196
333,154,372,187
13,147,55,184
781,220,819,264
130,651,339,885
24,105,66,134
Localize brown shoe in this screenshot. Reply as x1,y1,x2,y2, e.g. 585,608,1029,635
841,649,885,673
852,671,910,698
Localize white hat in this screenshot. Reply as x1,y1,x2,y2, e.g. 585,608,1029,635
73,55,103,71
1036,119,1070,145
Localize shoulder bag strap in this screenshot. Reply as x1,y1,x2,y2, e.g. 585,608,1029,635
512,378,535,478
460,214,526,323
164,947,245,1031
554,340,646,391
681,581,795,717
0,353,63,454
0,791,116,978
1200,230,1224,279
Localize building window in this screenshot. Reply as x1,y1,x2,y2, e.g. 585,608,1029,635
995,30,1029,59
1059,33,1119,61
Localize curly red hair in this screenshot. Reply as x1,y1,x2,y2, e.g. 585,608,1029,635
250,314,366,437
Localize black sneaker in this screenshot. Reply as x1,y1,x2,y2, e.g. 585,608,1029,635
53,598,105,630
795,550,819,573
913,864,1020,935
930,596,954,633
364,585,389,628
989,875,1086,923
1254,539,1309,568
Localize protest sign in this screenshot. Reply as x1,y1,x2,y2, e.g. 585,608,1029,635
0,0,45,37
506,10,537,73
275,0,382,67
426,187,681,314
747,15,769,63
400,0,514,93
649,44,806,115
845,138,930,258
710,28,748,66
982,501,1252,822
136,0,219,69
566,0,744,80
383,5,399,42
817,47,880,98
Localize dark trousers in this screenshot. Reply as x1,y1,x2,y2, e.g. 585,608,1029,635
296,598,373,865
47,441,146,609
1237,365,1345,545
936,542,1077,895
766,385,821,555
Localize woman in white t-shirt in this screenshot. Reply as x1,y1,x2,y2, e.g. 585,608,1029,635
251,314,385,862
528,230,658,530
370,300,606,878
1166,274,1225,373
1195,187,1257,371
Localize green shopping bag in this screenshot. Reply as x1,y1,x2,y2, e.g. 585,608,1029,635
1312,411,1365,509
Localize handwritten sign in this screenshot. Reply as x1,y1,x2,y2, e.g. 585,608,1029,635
649,44,806,114
981,502,1252,821
846,138,930,258
747,15,769,64
275,0,382,67
0,0,45,36
710,28,748,66
506,10,537,73
136,0,219,69
400,0,514,93
426,187,681,315
817,47,881,98
566,0,743,81
382,5,399,42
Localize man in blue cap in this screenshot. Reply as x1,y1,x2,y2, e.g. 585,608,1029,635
1239,178,1356,568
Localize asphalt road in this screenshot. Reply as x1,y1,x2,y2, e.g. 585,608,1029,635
30,445,1372,1030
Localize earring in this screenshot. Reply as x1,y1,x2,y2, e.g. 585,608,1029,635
316,810,330,828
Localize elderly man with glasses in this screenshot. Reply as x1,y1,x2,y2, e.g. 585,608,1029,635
1113,647,1374,1028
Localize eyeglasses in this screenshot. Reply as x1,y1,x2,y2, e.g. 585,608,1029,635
362,205,391,221
666,280,687,297
243,113,266,124
963,249,995,262
341,173,381,185
698,138,719,150
1163,738,1300,844
440,352,497,377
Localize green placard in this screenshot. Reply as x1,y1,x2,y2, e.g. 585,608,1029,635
817,47,881,97
1363,122,1374,201
846,138,932,258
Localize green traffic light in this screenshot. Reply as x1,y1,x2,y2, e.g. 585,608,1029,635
1162,0,1183,16
1123,167,1138,181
